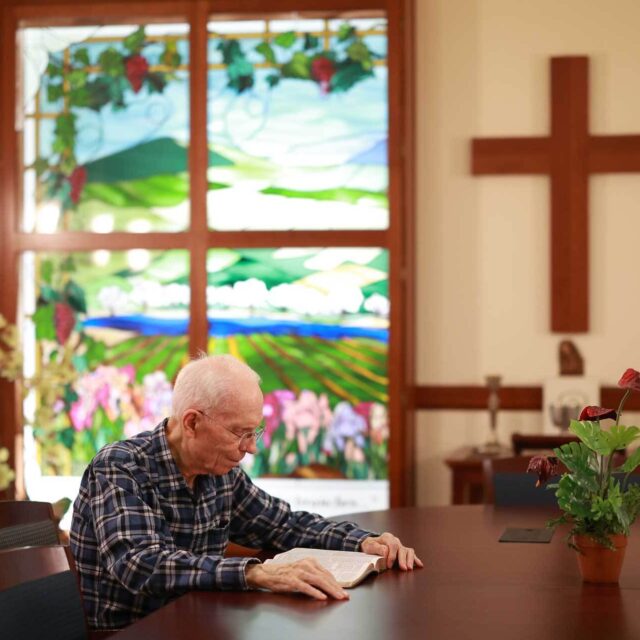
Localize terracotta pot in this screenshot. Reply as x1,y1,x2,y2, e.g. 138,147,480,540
573,534,628,583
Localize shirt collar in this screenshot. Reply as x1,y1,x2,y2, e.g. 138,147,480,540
153,418,189,494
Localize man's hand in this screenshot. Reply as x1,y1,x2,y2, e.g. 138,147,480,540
360,532,423,570
245,559,350,601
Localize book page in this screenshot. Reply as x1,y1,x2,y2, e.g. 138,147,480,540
264,548,385,587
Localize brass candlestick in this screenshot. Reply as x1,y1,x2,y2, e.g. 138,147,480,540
476,375,508,455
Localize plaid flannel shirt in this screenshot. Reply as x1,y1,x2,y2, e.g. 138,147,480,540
70,419,374,630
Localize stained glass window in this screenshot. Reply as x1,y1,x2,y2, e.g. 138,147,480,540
15,11,393,519
207,18,388,230
206,248,389,481
21,250,189,485
21,24,190,233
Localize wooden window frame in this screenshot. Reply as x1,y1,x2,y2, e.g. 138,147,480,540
0,0,415,506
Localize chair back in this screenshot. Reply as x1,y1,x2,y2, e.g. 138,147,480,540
483,456,566,506
0,545,87,640
0,500,54,528
0,519,60,551
511,433,580,455
0,544,70,591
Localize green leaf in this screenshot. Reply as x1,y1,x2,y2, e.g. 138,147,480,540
281,52,311,79
555,474,592,518
47,83,64,103
67,69,88,90
347,39,372,64
59,256,76,273
107,76,128,109
33,305,56,341
59,155,77,176
52,137,66,154
554,441,598,485
337,24,356,42
40,260,54,286
98,48,125,77
620,447,640,473
255,41,276,64
226,58,254,93
330,61,373,93
145,71,167,93
274,31,297,48
69,86,91,108
39,285,61,304
217,40,244,65
84,78,112,112
266,73,280,88
46,60,64,78
303,33,320,50
123,27,145,54
84,337,107,368
54,113,77,142
569,419,610,454
72,353,88,373
602,425,640,453
33,157,50,177
72,47,90,66
160,40,181,68
64,280,87,314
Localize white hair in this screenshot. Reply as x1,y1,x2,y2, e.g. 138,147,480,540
171,354,261,420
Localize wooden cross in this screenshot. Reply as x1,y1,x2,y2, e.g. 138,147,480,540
472,56,640,332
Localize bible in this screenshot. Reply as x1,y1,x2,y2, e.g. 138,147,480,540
264,548,387,588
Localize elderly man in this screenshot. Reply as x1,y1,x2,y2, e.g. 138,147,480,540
70,355,422,630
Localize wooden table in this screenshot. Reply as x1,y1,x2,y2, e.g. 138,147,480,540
111,505,640,640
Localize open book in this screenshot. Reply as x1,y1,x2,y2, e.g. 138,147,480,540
264,548,386,588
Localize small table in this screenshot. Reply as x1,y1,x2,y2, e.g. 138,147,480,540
444,446,509,505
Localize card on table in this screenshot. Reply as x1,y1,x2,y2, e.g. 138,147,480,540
499,527,554,543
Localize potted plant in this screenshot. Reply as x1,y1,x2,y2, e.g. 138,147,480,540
528,368,640,583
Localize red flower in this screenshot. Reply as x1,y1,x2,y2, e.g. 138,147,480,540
54,302,75,344
311,56,335,94
125,54,149,93
618,368,640,392
527,455,559,487
68,166,87,205
579,406,617,421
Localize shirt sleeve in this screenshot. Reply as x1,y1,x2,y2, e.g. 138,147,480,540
90,462,259,596
228,469,376,552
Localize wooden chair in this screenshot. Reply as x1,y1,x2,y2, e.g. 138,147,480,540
483,456,567,506
511,433,580,455
0,519,60,550
0,500,55,528
0,545,87,640
0,544,70,591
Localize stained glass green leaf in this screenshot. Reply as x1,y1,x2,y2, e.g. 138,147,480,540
64,280,87,314
33,305,56,341
281,52,311,79
98,48,125,77
274,31,296,48
255,42,276,63
123,26,145,53
338,24,356,41
72,48,90,66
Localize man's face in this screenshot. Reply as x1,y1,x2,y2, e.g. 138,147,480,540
189,385,264,476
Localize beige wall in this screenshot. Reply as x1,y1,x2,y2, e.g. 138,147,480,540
414,0,640,505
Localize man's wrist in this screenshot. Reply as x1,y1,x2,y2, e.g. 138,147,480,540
244,562,264,589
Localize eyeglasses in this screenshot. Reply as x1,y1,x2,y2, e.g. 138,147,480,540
195,409,265,447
